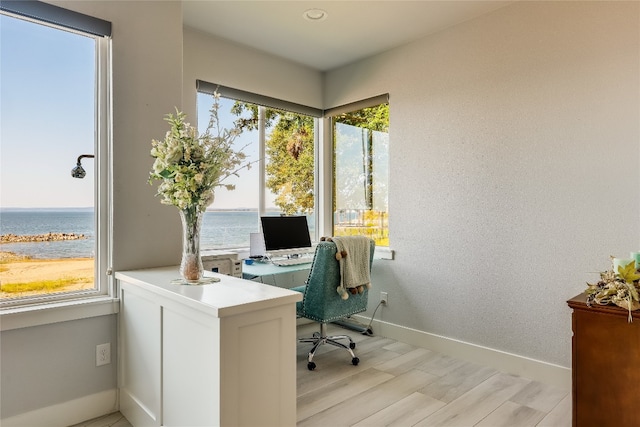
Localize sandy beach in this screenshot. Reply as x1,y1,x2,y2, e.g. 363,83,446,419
0,251,94,298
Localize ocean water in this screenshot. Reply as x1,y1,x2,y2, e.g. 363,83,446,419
1,209,95,259
0,209,277,259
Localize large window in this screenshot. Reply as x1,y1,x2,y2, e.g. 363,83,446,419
331,99,389,245
195,83,389,250
198,81,389,249
196,83,320,249
0,3,111,306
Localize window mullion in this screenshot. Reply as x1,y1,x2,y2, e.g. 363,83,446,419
96,35,112,297
258,106,266,217
318,117,333,239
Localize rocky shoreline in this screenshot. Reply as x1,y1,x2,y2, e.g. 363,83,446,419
1,233,87,244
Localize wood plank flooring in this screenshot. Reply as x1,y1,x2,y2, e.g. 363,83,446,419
72,322,571,427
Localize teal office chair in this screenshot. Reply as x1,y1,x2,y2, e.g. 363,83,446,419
292,239,375,370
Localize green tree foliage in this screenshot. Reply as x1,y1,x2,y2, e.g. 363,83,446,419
230,101,388,215
334,104,389,132
265,113,314,214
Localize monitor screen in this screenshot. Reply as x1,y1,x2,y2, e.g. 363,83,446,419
260,216,312,251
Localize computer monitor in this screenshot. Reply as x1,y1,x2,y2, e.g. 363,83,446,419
260,216,312,253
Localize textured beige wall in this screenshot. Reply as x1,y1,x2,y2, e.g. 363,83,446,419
325,1,640,367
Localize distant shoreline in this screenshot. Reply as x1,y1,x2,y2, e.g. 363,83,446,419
0,207,94,212
1,233,88,244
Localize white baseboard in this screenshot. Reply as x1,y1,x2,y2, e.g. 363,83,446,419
353,315,571,391
0,389,118,427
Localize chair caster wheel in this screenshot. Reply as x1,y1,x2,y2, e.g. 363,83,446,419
307,362,316,370
351,357,359,366
350,342,356,349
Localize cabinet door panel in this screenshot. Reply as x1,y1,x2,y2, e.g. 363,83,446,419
119,286,162,426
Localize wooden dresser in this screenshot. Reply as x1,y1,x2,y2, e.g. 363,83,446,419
567,293,640,427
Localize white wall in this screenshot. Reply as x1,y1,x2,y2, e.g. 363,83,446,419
1,316,117,418
105,0,184,271
1,1,184,423
326,1,639,368
182,27,323,123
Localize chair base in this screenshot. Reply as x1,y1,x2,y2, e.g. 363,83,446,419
298,322,360,370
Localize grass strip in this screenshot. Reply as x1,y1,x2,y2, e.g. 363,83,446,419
0,277,92,293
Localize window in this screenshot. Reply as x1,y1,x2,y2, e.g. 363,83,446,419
196,82,321,249
195,83,389,250
0,3,111,306
330,97,389,246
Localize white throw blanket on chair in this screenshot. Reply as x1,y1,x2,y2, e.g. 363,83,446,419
332,236,371,300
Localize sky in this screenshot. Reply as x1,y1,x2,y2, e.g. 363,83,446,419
0,12,270,210
196,93,274,210
1,13,96,208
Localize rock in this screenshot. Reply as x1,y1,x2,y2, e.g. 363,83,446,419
0,233,87,243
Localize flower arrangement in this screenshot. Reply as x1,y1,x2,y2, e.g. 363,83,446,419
149,92,249,212
149,91,251,282
585,258,640,322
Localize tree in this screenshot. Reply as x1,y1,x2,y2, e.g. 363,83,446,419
334,104,389,133
231,103,314,215
231,101,388,215
265,114,314,214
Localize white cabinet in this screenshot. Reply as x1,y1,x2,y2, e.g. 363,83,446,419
116,267,302,426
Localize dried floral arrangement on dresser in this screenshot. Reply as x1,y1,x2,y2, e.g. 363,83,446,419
585,253,640,322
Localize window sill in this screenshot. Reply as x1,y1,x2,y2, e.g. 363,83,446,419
0,296,120,331
374,246,394,260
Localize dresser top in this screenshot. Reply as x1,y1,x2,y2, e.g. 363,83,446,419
568,292,640,320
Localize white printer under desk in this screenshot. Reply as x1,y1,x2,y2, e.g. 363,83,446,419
201,249,242,277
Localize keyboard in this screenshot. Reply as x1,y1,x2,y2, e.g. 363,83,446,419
272,256,313,266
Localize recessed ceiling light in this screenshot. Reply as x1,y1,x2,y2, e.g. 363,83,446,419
303,8,328,22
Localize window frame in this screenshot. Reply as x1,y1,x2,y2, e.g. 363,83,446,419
327,95,390,247
195,82,393,254
196,82,323,243
0,5,113,314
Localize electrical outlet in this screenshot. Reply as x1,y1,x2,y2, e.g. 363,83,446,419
380,291,388,305
96,343,111,366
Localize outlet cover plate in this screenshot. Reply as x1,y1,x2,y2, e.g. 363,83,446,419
96,343,111,366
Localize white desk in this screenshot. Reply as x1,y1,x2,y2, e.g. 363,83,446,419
116,267,302,426
242,261,311,288
243,260,375,335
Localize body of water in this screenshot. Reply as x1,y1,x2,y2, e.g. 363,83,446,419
0,209,314,259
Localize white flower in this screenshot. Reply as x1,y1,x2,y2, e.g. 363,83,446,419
148,93,252,213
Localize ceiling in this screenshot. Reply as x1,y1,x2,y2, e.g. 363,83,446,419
182,1,514,72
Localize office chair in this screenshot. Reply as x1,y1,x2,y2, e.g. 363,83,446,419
292,238,375,370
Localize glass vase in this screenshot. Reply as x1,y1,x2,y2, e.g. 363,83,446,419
179,208,204,283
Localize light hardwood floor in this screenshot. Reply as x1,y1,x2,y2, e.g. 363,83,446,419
73,322,571,427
